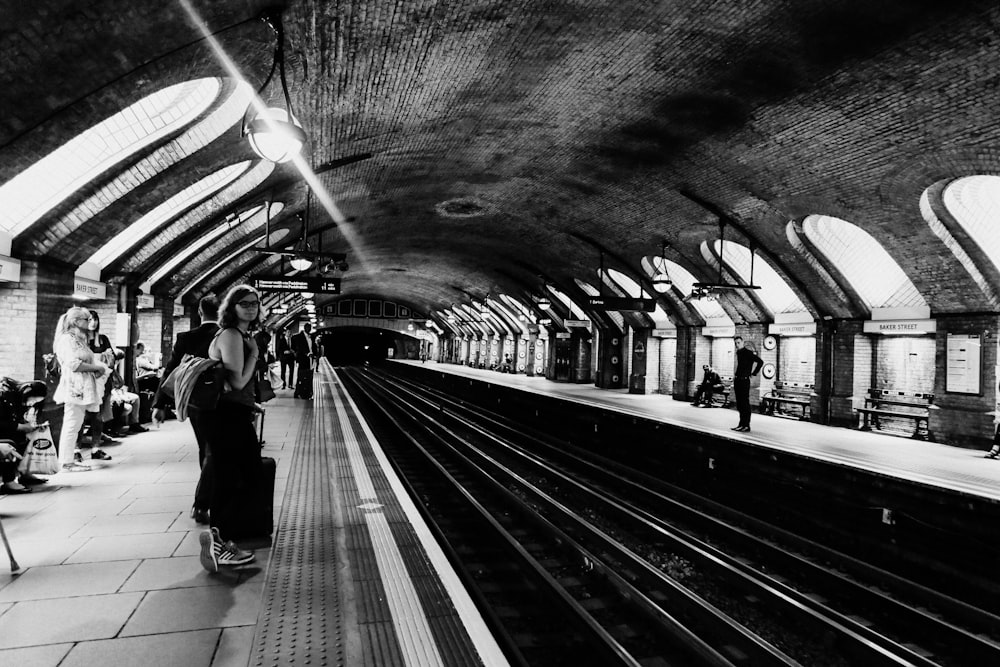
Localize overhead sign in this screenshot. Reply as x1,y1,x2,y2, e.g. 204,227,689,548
702,324,736,338
586,296,655,312
564,319,591,329
74,276,106,300
862,319,936,335
769,321,816,336
0,254,21,282
253,276,341,294
652,328,677,338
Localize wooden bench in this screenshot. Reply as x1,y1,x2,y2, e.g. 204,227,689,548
855,389,933,441
761,381,813,420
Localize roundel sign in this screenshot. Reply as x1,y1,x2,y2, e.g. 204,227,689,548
535,366,543,374
535,351,543,361
612,375,620,383
611,356,619,365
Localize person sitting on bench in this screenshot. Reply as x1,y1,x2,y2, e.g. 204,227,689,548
691,364,725,406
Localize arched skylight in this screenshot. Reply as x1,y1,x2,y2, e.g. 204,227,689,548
576,280,624,330
499,293,536,324
641,255,729,320
547,285,587,319
710,241,807,316
941,175,1000,275
88,161,252,268
602,269,673,327
178,234,268,301
0,79,222,236
803,215,926,309
146,202,283,288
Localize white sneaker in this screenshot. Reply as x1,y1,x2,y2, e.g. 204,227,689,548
210,527,254,566
199,530,218,573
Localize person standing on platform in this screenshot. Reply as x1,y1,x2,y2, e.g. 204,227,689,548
731,337,763,432
985,424,1000,459
199,285,262,571
52,306,110,471
291,322,314,399
275,327,294,389
691,364,724,407
153,294,220,525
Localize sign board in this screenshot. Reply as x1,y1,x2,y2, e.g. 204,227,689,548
862,319,936,335
74,276,106,300
652,328,677,338
173,302,185,317
555,332,571,339
137,294,155,309
252,276,341,294
586,296,655,312
702,324,736,338
0,254,21,282
946,334,981,394
564,319,591,329
769,321,817,336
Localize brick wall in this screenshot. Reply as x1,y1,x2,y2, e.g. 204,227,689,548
0,261,40,381
657,337,677,395
779,336,817,385
932,314,999,449
874,336,935,394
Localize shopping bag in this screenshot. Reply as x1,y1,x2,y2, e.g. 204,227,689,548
18,425,60,475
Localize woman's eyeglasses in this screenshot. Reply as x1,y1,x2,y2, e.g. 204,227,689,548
236,300,260,309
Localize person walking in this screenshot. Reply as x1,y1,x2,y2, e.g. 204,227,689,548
275,327,294,389
53,306,110,471
691,364,724,407
732,336,763,432
153,294,220,525
198,285,263,572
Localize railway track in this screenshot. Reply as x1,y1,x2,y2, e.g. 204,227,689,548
338,367,1000,666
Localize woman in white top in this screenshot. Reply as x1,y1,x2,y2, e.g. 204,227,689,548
53,306,109,471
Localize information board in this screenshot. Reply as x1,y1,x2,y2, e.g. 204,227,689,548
252,276,341,294
946,333,981,394
585,296,655,312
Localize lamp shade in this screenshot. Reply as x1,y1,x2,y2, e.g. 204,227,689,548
246,107,306,163
289,255,312,271
652,273,672,293
537,297,551,310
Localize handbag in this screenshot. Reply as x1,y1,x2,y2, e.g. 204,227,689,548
18,425,60,476
161,355,227,411
257,377,276,403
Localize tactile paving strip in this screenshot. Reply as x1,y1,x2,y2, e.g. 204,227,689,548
250,396,345,667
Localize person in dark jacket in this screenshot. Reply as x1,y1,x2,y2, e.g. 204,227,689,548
732,337,763,432
153,294,220,524
275,327,294,389
291,322,314,398
691,364,725,406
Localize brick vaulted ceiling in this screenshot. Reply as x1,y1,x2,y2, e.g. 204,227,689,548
2,0,1000,325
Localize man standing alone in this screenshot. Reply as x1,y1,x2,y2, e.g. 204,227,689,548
291,322,314,399
152,294,220,524
731,336,763,432
275,327,294,389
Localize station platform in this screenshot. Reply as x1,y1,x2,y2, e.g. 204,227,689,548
396,360,1000,503
0,360,508,667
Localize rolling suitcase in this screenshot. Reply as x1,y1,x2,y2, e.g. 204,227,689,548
294,366,313,399
228,455,275,540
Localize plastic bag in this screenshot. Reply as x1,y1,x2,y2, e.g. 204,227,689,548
18,424,60,476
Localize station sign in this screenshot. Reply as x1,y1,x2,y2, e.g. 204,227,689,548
0,254,21,282
652,328,677,338
585,296,655,312
702,324,736,338
769,321,816,336
137,294,155,309
555,332,571,339
252,276,341,294
173,302,185,317
73,276,106,300
564,319,591,329
862,319,937,335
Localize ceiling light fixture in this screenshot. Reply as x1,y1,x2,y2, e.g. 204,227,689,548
244,9,307,163
652,241,672,293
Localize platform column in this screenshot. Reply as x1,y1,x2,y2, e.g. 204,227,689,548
673,326,699,400
629,328,649,393
571,328,592,383
821,319,866,428
594,327,624,389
